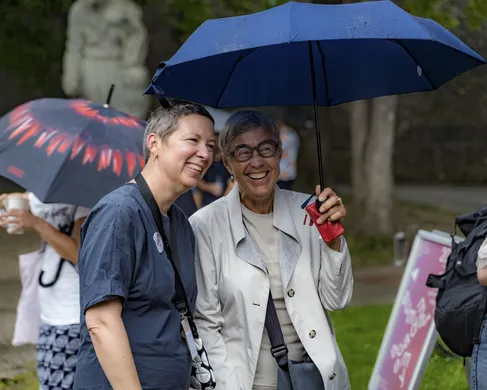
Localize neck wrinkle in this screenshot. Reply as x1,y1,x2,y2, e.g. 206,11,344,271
240,190,274,215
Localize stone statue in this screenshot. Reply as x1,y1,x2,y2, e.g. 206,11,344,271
62,0,151,119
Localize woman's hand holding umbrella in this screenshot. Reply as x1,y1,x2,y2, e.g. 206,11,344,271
313,185,346,251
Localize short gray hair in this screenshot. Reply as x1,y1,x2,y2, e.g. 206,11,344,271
219,110,281,154
143,100,215,162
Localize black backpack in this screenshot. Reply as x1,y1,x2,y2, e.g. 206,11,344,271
426,205,487,357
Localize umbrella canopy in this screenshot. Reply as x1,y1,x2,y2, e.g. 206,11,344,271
0,98,146,208
146,0,485,108
145,0,485,190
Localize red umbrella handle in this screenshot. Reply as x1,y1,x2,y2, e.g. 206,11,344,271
305,199,345,243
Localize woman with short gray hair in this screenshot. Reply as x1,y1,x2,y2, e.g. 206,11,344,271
74,100,216,390
190,110,353,390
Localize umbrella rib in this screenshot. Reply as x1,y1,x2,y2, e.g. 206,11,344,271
316,41,331,106
389,39,436,89
215,48,258,108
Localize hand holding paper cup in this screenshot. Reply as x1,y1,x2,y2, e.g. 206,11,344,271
2,195,30,234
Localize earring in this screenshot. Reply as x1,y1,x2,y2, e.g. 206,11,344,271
230,175,234,182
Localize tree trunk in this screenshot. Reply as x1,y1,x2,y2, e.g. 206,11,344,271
349,100,369,211
349,95,398,235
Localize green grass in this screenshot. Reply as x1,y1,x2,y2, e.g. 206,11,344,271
330,304,469,390
0,365,37,390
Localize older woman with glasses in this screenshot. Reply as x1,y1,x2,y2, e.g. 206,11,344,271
189,110,353,390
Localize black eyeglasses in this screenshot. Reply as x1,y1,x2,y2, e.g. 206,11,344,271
228,140,280,162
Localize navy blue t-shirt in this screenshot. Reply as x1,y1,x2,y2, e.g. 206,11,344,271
74,184,197,390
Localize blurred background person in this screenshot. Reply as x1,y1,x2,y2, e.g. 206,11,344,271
196,130,233,208
277,119,300,191
195,107,234,208
0,191,90,390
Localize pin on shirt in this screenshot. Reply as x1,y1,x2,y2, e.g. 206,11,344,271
153,232,165,254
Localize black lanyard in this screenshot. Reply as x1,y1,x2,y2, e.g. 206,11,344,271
134,173,198,337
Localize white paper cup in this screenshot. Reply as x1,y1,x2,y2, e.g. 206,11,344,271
4,195,29,234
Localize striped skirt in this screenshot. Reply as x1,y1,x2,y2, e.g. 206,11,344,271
36,323,80,390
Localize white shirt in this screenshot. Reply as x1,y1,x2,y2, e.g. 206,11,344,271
241,205,305,389
29,193,90,326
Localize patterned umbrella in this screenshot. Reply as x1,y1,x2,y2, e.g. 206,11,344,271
0,98,146,208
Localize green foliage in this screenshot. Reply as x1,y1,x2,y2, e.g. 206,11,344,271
162,0,289,42
0,0,149,93
0,0,73,93
464,0,487,29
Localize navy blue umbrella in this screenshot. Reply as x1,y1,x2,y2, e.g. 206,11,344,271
146,0,485,189
0,98,146,208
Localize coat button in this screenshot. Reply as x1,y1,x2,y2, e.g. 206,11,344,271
329,372,336,380
309,329,316,338
287,289,295,297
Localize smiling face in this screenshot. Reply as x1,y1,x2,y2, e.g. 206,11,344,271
149,114,216,193
224,126,281,208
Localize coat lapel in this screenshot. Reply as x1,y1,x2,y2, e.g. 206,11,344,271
227,184,266,272
273,188,302,289
227,184,303,282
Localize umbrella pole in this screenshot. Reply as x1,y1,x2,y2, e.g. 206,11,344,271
105,84,116,107
307,41,325,192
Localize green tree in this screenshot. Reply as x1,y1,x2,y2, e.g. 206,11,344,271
347,0,487,235
162,0,289,42
0,0,149,94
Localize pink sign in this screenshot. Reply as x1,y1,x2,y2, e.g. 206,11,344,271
369,230,455,390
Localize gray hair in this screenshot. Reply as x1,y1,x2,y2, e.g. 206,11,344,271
143,100,215,162
219,110,282,154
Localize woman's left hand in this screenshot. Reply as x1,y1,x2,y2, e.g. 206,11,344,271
0,209,40,233
315,185,346,225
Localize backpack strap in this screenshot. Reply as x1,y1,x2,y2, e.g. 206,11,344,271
473,291,487,345
426,234,457,289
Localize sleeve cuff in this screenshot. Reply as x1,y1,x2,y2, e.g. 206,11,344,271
320,236,347,275
81,279,128,314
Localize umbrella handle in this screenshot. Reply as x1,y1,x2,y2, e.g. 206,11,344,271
305,200,344,243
